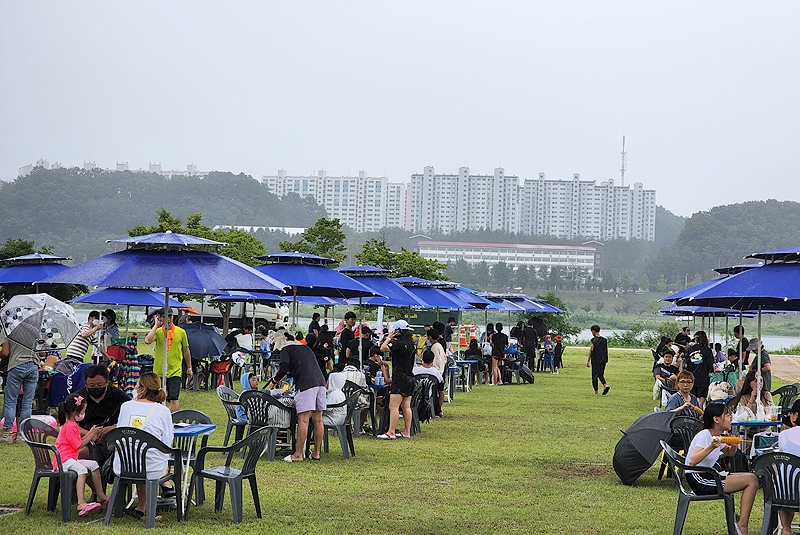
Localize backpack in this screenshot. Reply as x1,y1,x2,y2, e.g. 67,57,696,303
519,364,535,384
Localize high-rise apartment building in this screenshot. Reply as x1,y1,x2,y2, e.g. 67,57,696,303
410,167,656,241
261,170,405,233
408,167,520,234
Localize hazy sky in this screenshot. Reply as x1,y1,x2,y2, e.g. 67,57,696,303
1,2,798,217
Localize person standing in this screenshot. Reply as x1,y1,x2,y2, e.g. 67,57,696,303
491,323,509,386
377,320,416,440
733,325,750,367
0,335,42,443
586,325,610,396
144,307,191,413
96,309,121,362
442,317,456,354
308,313,321,338
683,330,714,408
336,311,357,365
60,311,107,373
520,319,539,370
268,336,327,461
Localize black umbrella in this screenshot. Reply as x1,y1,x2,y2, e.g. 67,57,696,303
182,322,227,360
613,410,676,485
531,317,548,338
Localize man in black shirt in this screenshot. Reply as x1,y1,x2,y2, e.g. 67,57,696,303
75,365,131,487
346,326,374,365
443,317,456,353
733,325,750,367
336,311,357,365
586,325,610,396
653,350,679,385
269,340,327,461
308,312,321,338
520,319,539,370
674,327,691,356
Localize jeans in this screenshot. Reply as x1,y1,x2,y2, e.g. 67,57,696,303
2,361,39,430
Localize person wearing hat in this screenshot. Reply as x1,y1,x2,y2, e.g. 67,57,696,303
552,335,564,373
144,307,191,412
377,320,416,439
749,338,771,392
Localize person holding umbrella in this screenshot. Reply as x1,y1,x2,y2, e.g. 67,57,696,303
0,337,41,444
144,308,191,412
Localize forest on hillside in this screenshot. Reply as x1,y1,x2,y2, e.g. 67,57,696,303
644,200,800,287
0,167,326,262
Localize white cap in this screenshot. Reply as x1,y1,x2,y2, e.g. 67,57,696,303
393,319,410,331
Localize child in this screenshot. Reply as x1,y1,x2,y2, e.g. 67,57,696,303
55,393,109,516
542,336,555,373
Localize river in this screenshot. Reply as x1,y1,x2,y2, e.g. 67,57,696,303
575,329,800,351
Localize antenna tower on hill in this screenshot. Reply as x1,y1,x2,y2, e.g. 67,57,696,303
620,135,627,186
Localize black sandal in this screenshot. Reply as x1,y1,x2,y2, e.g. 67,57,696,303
125,507,145,520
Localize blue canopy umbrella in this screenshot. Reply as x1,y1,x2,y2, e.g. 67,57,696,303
69,287,186,339
39,232,288,385
337,266,424,307
253,252,378,330
676,248,800,415
0,253,72,292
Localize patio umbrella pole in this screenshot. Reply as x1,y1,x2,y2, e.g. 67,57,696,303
757,305,763,418
200,298,204,323
358,296,363,368
725,316,729,350
712,316,715,347
739,312,743,371
124,305,130,340
292,286,297,331
162,287,170,401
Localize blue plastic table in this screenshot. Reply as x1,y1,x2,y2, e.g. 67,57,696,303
174,423,216,512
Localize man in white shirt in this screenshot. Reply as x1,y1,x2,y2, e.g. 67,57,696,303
412,350,444,417
328,358,370,433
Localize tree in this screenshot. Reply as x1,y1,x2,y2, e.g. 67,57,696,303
655,274,668,292
280,218,347,264
128,210,267,333
473,262,490,285
581,304,592,313
602,270,617,292
491,262,512,291
547,266,563,290
639,273,650,292
520,292,580,339
354,237,395,271
620,272,633,292
393,248,448,280
513,265,531,291
446,258,475,287
595,301,605,312
690,273,703,288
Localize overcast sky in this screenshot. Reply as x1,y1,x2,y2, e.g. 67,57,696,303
1,2,798,217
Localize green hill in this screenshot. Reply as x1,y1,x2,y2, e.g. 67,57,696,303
645,199,800,287
0,167,326,262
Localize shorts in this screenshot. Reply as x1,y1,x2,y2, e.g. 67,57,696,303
492,355,504,361
61,458,99,476
294,385,327,414
390,372,415,397
165,376,182,401
692,382,710,400
686,470,724,495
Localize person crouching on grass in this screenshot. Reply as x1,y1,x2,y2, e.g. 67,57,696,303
685,402,758,535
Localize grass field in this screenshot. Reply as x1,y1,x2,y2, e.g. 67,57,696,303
0,348,778,534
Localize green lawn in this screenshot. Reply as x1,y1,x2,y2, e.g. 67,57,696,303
0,348,774,534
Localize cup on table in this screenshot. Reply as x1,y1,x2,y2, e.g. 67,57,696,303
770,406,779,422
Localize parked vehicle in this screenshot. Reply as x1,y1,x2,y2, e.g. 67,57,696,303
180,299,290,334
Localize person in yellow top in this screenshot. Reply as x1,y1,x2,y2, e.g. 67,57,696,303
144,308,191,412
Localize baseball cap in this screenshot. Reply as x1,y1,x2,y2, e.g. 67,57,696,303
154,307,176,316
392,319,409,331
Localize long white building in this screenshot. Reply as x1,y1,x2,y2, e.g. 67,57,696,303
409,167,656,241
417,240,596,275
261,170,405,233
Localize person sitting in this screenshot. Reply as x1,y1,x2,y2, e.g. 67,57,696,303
328,358,370,433
685,403,758,535
655,336,673,360
653,349,680,405
295,331,306,345
777,400,800,535
113,372,175,519
321,387,346,427
664,370,702,418
674,327,691,354
413,349,444,418
463,338,487,378
725,348,740,373
732,368,774,416
345,326,373,364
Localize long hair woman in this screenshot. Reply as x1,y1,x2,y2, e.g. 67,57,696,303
685,402,758,535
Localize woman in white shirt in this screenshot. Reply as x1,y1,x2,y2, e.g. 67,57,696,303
777,400,800,534
685,402,758,535
113,372,175,520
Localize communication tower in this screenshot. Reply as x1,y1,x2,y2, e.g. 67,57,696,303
620,135,627,187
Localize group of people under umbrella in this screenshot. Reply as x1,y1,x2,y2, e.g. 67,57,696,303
615,247,800,535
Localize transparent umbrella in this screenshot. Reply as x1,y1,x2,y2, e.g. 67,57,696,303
0,293,80,351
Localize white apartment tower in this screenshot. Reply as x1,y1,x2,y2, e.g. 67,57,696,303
519,173,656,241
408,167,520,234
261,170,405,232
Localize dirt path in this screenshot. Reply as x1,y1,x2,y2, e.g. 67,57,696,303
770,355,800,384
